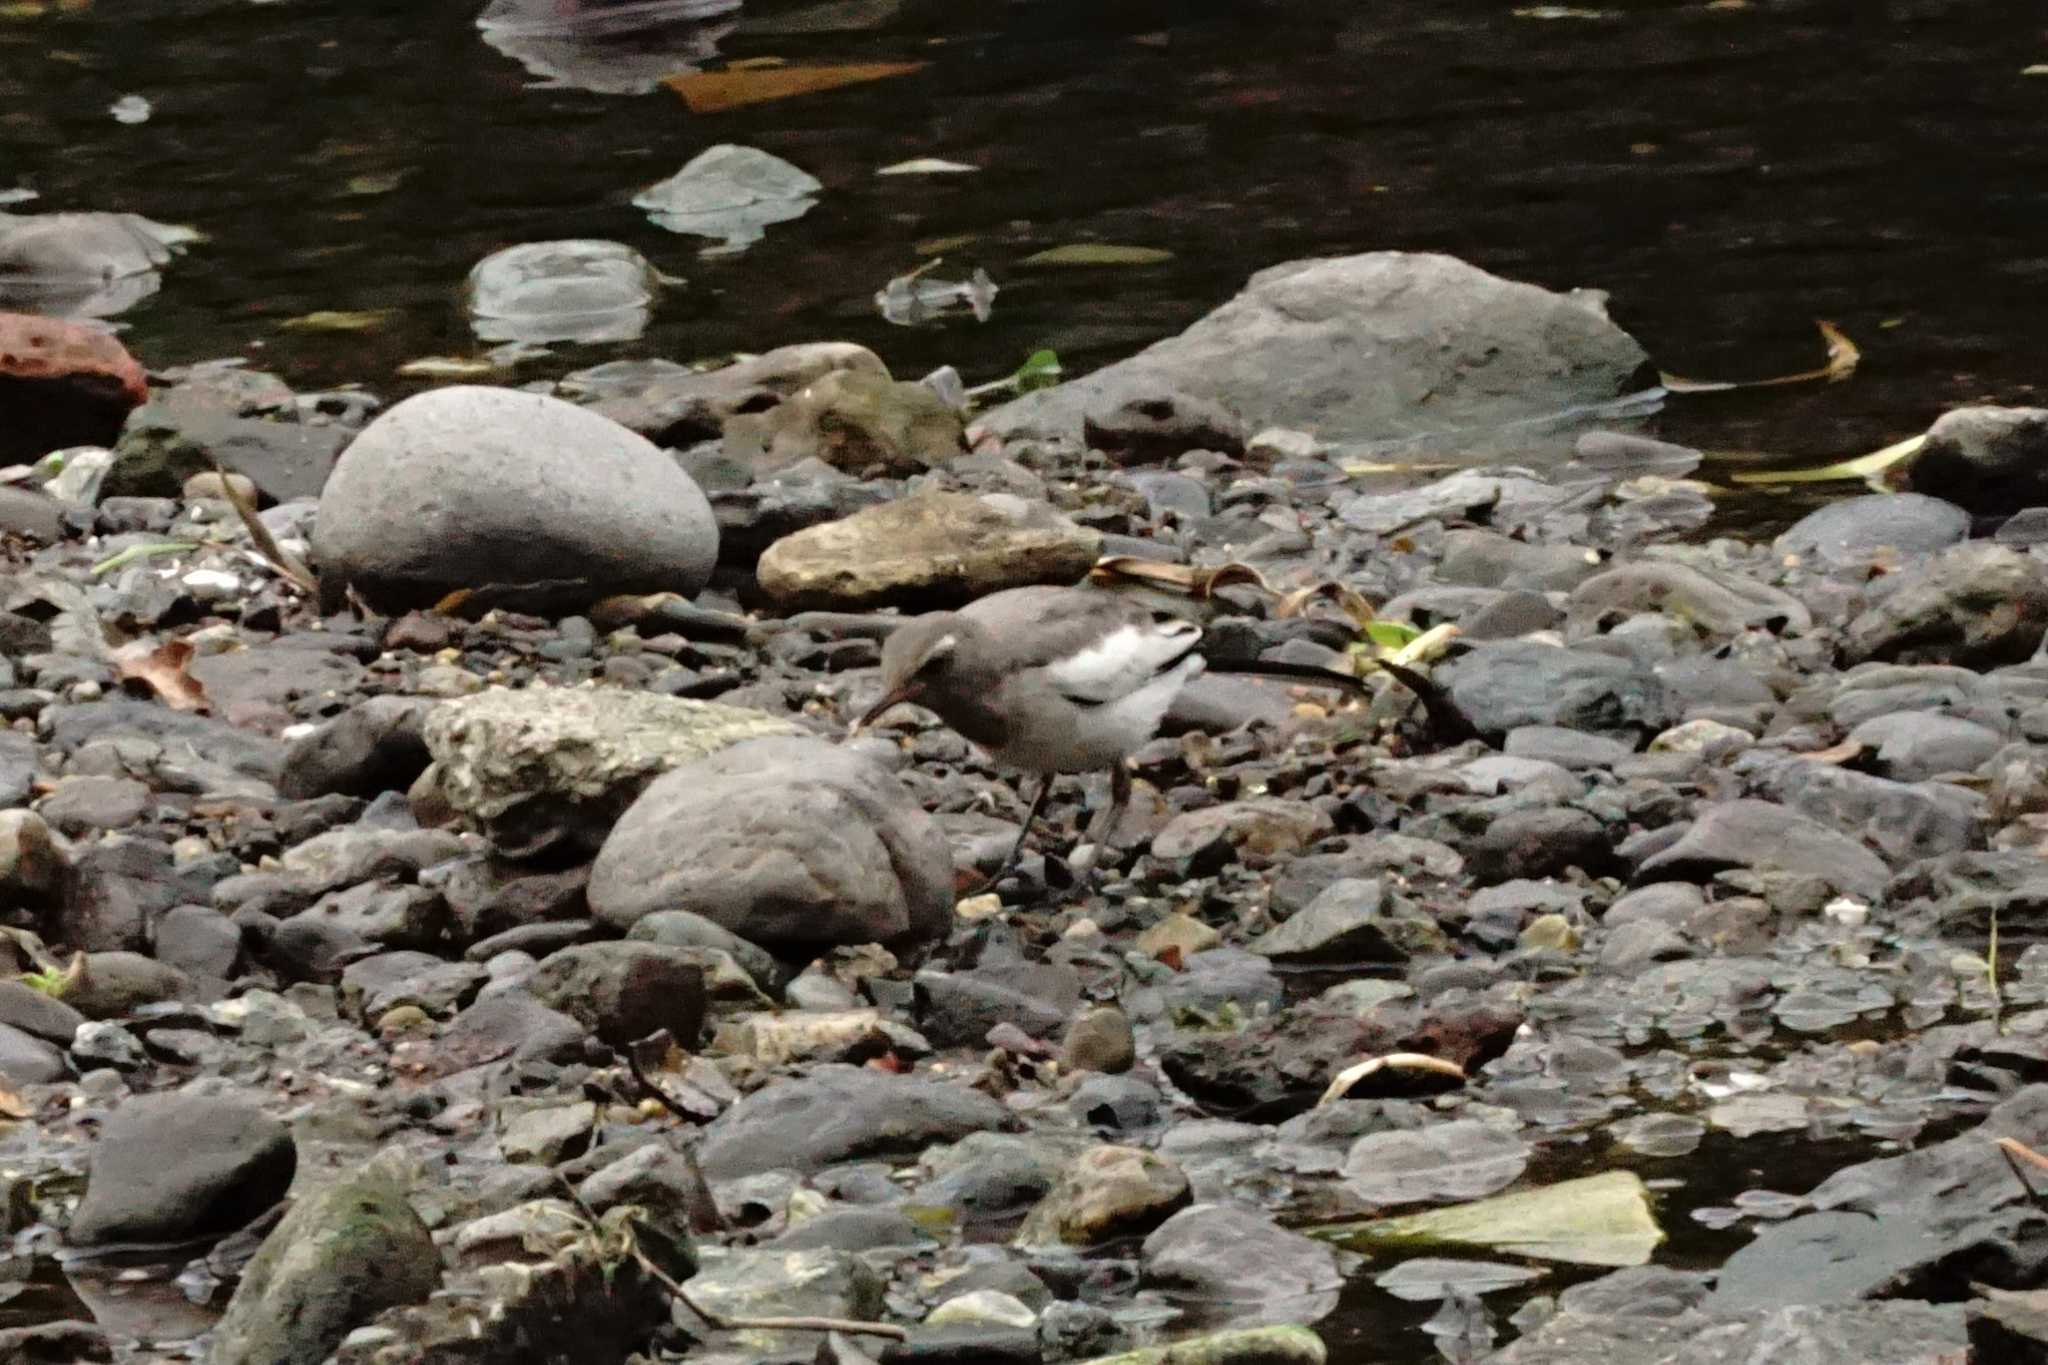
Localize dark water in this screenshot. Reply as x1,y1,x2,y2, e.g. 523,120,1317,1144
5,0,2046,485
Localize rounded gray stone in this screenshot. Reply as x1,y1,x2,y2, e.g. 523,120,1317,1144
68,1086,295,1246
1773,492,1970,568
313,386,717,611
589,735,953,953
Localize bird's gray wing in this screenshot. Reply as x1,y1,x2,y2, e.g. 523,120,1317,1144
964,588,1202,706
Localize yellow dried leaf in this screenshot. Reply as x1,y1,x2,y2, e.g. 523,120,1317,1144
281,309,394,333
666,61,926,114
1801,738,1865,765
1319,1052,1468,1107
1662,319,1860,393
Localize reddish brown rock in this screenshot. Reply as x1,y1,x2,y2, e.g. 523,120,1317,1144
0,313,148,460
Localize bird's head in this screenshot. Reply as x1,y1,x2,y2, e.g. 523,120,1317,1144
854,612,965,733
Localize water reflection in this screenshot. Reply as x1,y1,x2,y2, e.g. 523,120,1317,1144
0,213,196,321
467,239,665,343
476,0,741,95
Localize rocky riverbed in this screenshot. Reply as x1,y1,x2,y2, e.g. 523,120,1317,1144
2,250,2048,1365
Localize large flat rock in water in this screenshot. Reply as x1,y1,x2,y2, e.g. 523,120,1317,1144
975,252,1648,461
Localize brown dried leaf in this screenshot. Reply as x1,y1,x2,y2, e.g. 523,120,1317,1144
589,592,682,630
0,1084,28,1121
110,638,209,713
1087,556,1203,592
1274,581,1378,627
1086,555,1273,600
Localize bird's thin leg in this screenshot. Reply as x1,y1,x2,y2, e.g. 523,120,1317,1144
1078,762,1133,864
1073,765,1138,892
989,773,1054,884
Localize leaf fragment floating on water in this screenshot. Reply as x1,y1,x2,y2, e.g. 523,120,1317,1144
1312,1170,1665,1268
1019,243,1174,268
877,157,978,176
666,60,926,113
1662,319,1859,393
875,257,997,326
281,309,395,333
1729,432,1927,488
397,355,503,379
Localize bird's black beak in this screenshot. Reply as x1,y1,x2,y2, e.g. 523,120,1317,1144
852,682,921,735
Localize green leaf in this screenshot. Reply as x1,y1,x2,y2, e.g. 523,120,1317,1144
1013,348,1062,393
19,968,67,998
1361,620,1424,651
1018,243,1174,268
91,541,198,576
1311,1170,1664,1268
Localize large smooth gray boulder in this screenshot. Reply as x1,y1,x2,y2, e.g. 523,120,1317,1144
69,1087,295,1246
975,252,1647,460
588,736,953,953
313,386,718,612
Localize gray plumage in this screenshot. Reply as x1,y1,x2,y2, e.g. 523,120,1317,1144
868,586,1206,775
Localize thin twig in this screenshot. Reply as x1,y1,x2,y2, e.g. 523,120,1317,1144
1998,1140,2048,1216
621,1038,728,1234
207,456,317,594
